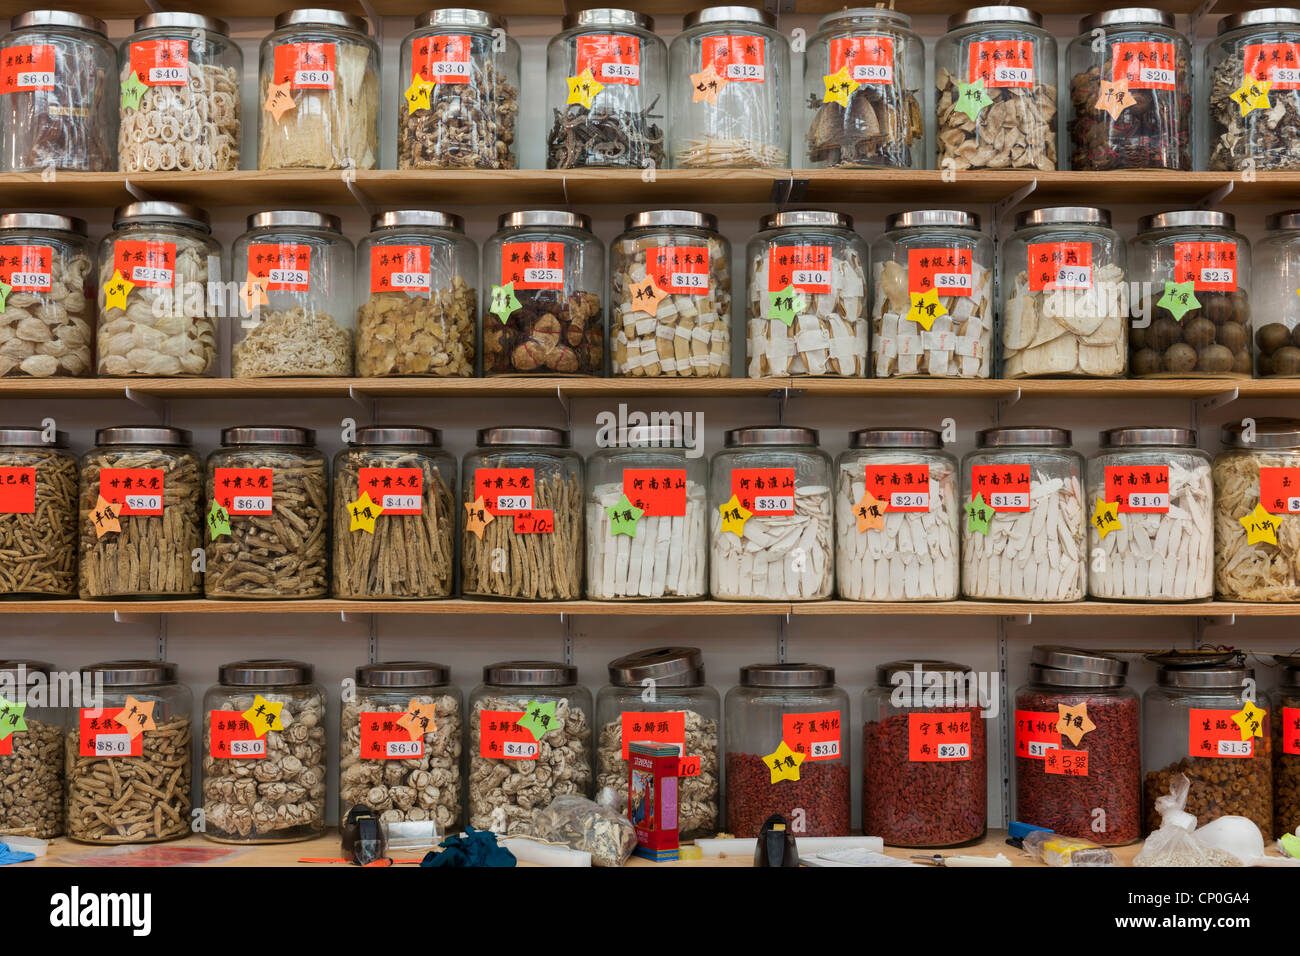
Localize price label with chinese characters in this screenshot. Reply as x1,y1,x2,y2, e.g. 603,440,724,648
1105,465,1170,513
1244,43,1300,90
510,510,555,534
830,35,894,84
619,711,686,759
783,711,841,761
1283,706,1300,756
479,709,540,759
501,242,564,290
209,711,266,759
1014,709,1061,759
213,468,274,516
1111,41,1177,91
0,244,53,292
1189,708,1255,758
1044,749,1090,776
700,35,765,82
969,40,1034,88
100,468,164,516
1,45,56,92
908,248,973,297
411,34,471,84
78,709,143,758
129,39,189,86
1173,241,1237,292
274,42,336,90
370,245,431,294
576,34,641,85
731,467,795,516
475,467,535,515
113,240,176,289
248,243,312,292
768,245,832,295
360,712,425,760
908,712,973,762
1026,242,1093,292
862,465,931,512
359,468,424,515
647,246,709,294
970,464,1031,512
0,466,36,514
1259,467,1300,515
622,468,687,517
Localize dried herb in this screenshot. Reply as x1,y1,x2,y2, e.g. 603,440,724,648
806,86,922,168
1144,753,1272,839
232,307,353,378
400,60,518,170
0,447,77,596
0,718,63,838
3,36,112,172
546,100,665,169
724,752,850,837
484,290,602,375
1068,56,1190,171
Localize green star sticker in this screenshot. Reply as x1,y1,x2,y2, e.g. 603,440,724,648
768,285,806,326
1156,279,1200,322
121,71,148,111
606,494,645,537
0,279,10,313
518,700,558,741
207,499,231,540
966,493,992,536
1281,833,1300,859
0,696,27,740
489,282,521,323
954,78,994,122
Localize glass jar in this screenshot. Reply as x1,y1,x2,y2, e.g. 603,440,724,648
0,426,76,597
1130,210,1252,378
595,647,719,839
333,426,456,600
0,213,93,377
586,425,708,600
935,6,1057,171
835,428,959,601
118,13,242,174
257,9,379,171
201,660,326,843
547,9,666,170
1144,662,1272,837
399,8,519,170
0,11,116,172
66,661,192,844
1067,9,1190,171
724,663,850,837
611,210,729,378
231,210,354,378
356,210,477,378
0,660,64,838
461,427,584,599
1001,206,1127,378
78,427,202,599
1014,647,1140,845
204,427,328,600
1270,654,1300,837
803,8,923,169
341,662,463,830
1086,427,1213,601
1251,211,1300,377
962,428,1086,601
710,427,833,601
468,661,592,835
1214,418,1300,602
747,210,868,378
483,210,604,376
864,660,986,847
1206,9,1300,172
97,202,221,378
669,7,790,168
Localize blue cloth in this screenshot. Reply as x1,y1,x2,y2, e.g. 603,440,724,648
421,827,516,868
0,842,35,865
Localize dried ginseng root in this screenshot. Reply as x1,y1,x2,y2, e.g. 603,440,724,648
0,661,64,839
0,435,78,597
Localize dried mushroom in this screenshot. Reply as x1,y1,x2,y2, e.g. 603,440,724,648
1208,50,1300,172
936,67,1056,171
0,446,77,597
485,291,602,375
806,85,922,168
357,275,475,377
0,718,64,838
400,61,518,170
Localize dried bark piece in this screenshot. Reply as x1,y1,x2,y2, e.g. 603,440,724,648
1002,263,1127,378
0,448,77,596
357,274,475,377
871,257,993,378
710,485,834,600
748,249,868,378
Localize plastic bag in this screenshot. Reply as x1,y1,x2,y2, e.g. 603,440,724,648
1022,830,1116,867
532,794,637,867
1134,774,1243,867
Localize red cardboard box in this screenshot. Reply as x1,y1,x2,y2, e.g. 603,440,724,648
628,741,680,861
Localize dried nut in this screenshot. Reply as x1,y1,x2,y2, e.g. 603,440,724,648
0,448,77,596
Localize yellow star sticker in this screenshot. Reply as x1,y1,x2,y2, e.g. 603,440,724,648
113,696,156,738
1095,77,1137,120
566,68,604,109
264,80,296,122
764,740,805,784
718,493,753,537
102,269,134,312
242,694,284,737
690,63,726,105
347,491,384,534
855,489,885,532
1230,76,1271,116
1240,502,1281,546
1057,702,1097,746
1231,700,1266,741
821,66,858,108
629,277,669,316
1091,497,1122,540
396,699,437,741
464,495,494,539
904,288,947,331
404,74,434,114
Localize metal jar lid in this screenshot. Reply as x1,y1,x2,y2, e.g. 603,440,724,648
1221,417,1300,450
247,210,342,234
358,661,451,687
11,10,107,34
1275,654,1300,687
477,427,570,448
1028,664,1125,689
80,660,177,687
760,210,853,231
218,659,314,686
1031,645,1128,676
352,426,441,447
416,8,505,31
0,426,67,447
740,663,835,688
1157,665,1252,690
0,660,53,683
497,210,592,233
220,426,315,446
1138,210,1236,233
95,426,191,447
817,8,912,31
1266,210,1300,231
876,659,971,688
275,9,369,33
563,8,653,31
134,12,229,35
725,426,819,447
625,210,717,232
1079,8,1174,31
887,209,981,231
616,423,683,446
1218,8,1300,35
1016,206,1111,229
483,661,577,687
1100,427,1196,449
608,647,704,687
947,6,1042,30
976,427,1071,448
684,6,776,29
113,202,210,232
849,428,942,450
371,210,464,233
0,213,86,235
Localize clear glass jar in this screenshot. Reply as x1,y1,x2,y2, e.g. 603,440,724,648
595,647,719,839
0,426,76,597
201,660,326,843
803,8,923,169
747,210,868,378
231,210,354,378
333,426,456,600
78,427,202,599
399,8,519,170
935,6,1057,171
1013,647,1141,846
611,210,730,378
341,662,463,830
461,427,584,600
468,661,592,835
66,661,192,844
586,425,708,600
836,428,959,601
1143,662,1272,837
118,12,242,173
961,427,1086,601
0,11,116,172
547,9,666,170
1130,210,1252,378
864,660,986,847
483,210,604,376
258,9,378,170
1001,206,1127,378
204,427,328,599
1251,211,1300,377
1087,427,1213,601
1214,418,1300,602
710,427,833,601
724,663,850,837
1067,9,1190,171
356,210,477,378
669,7,790,168
0,213,93,377
97,202,221,378
1270,654,1300,838
0,660,64,838
872,210,993,378
1206,9,1300,172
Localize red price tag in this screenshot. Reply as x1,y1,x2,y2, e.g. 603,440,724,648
248,243,312,292
970,465,1031,512
1188,708,1255,759
370,245,431,294
0,736,10,756
78,709,143,758
1110,41,1176,91
1259,467,1300,515
576,34,641,85
213,468,273,516
113,240,176,289
1044,749,1090,776
1026,242,1093,292
622,468,687,517
619,711,686,759
1105,466,1170,514
647,246,709,295
677,754,701,777
479,709,539,759
475,468,535,515
274,42,336,90
908,711,974,762
501,241,565,290
731,468,795,516
209,711,265,759
783,710,841,761
411,34,471,84
908,248,973,297
700,35,765,83
1283,706,1300,756
512,509,554,534
0,244,53,292
1014,709,1060,759
829,35,894,84
130,39,189,87
767,245,832,294
1174,241,1237,292
0,466,35,514
359,468,424,515
1,44,55,92
863,465,931,513
1244,42,1300,90
969,40,1034,88
360,712,425,760
100,468,164,516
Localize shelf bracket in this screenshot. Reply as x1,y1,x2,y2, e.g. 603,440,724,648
1196,613,1236,647
769,173,808,207
124,386,167,421
561,613,574,666
112,611,166,658
555,385,572,430
1002,613,1033,626
1199,387,1239,412
347,386,376,424
995,178,1038,221
778,612,790,663
122,177,157,203
1196,180,1234,210
1188,0,1220,40
342,163,376,216
995,386,1022,423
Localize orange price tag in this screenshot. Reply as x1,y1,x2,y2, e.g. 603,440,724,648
1111,41,1176,91
647,245,709,294
1044,749,1090,775
908,248,973,297
622,468,687,517
130,39,189,86
0,244,53,292
969,40,1034,88
700,35,765,82
360,712,425,760
112,240,176,289
78,709,143,758
767,245,832,294
1105,465,1170,513
576,34,641,85
0,466,35,514
619,711,686,759
1189,708,1256,758
863,465,931,513
100,468,164,516
1,44,55,92
782,710,841,761
411,34,471,84
358,468,423,515
474,467,535,516
274,42,336,90
209,711,266,759
1244,42,1300,90
1283,706,1300,756
907,711,974,762
512,509,554,534
1174,241,1237,292
370,245,431,294
1014,709,1060,759
1027,242,1093,292
479,709,540,759
1259,467,1300,515
731,468,795,516
970,465,1031,512
500,242,565,290
213,468,273,516
248,243,311,292
829,35,894,84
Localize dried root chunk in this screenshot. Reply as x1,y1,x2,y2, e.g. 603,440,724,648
118,61,241,172
0,245,93,378
1001,263,1126,378
871,257,993,378
0,718,64,838
400,59,518,170
0,448,77,596
1214,451,1300,601
936,66,1057,171
586,480,707,599
357,274,475,377
710,486,834,600
484,290,602,375
232,307,353,377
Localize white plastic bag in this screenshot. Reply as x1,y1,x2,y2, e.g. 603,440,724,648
1134,774,1243,867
